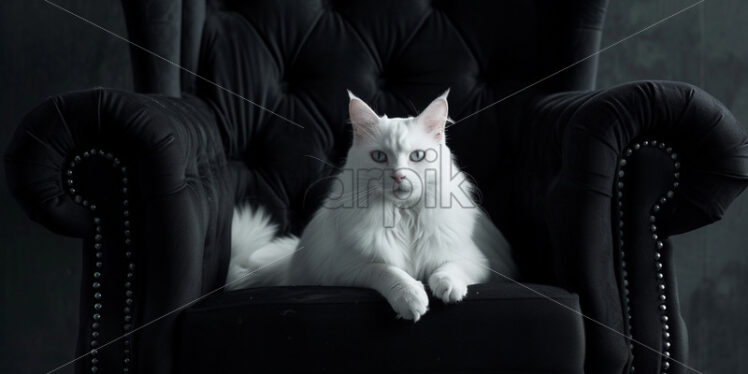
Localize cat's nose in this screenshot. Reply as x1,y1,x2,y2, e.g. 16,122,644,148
391,173,406,184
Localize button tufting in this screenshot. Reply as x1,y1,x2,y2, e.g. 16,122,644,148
376,75,388,90
616,139,681,373
279,80,290,94
65,149,136,373
320,0,335,12
430,0,447,11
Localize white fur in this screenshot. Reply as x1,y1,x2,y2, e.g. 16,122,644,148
225,207,297,289
228,91,518,321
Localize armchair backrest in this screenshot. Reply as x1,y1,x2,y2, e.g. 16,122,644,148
122,0,608,236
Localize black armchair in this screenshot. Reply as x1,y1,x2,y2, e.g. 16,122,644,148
6,1,748,373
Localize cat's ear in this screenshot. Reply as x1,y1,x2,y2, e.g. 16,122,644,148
348,90,379,139
417,89,449,141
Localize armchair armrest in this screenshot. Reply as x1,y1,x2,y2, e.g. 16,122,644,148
525,81,748,373
4,87,235,374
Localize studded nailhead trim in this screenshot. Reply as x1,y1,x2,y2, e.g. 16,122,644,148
67,149,134,373
616,139,679,373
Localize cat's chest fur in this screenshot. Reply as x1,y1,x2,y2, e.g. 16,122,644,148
373,205,453,280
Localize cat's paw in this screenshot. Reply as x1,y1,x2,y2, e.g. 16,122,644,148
388,280,429,322
429,272,468,303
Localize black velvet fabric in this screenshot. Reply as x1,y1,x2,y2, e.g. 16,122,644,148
5,88,235,374
122,0,182,95
517,81,748,372
197,0,606,235
176,284,585,374
6,1,748,374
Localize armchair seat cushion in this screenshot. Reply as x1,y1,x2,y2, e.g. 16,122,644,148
175,283,584,373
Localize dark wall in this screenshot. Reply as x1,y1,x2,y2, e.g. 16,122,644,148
599,1,748,371
0,1,745,373
0,1,131,373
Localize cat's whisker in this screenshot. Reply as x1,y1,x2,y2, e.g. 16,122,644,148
339,186,381,205
303,154,341,171
314,184,381,209
231,92,516,326
353,188,382,206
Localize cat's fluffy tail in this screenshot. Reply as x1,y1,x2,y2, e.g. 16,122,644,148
226,206,298,290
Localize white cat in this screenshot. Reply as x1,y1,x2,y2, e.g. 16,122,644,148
227,91,517,321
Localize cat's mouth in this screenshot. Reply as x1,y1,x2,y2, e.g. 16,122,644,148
393,185,411,193
390,185,418,203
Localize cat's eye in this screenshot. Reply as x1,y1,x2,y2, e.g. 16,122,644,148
410,150,426,162
370,150,388,163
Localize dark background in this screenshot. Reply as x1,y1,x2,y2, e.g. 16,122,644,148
1,1,746,373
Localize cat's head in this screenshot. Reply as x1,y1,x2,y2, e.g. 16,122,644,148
344,90,451,206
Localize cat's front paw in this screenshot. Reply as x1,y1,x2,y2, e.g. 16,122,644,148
429,272,468,303
388,280,429,322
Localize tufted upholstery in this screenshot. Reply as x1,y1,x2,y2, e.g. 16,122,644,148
526,81,748,373
197,0,606,236
6,0,748,373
